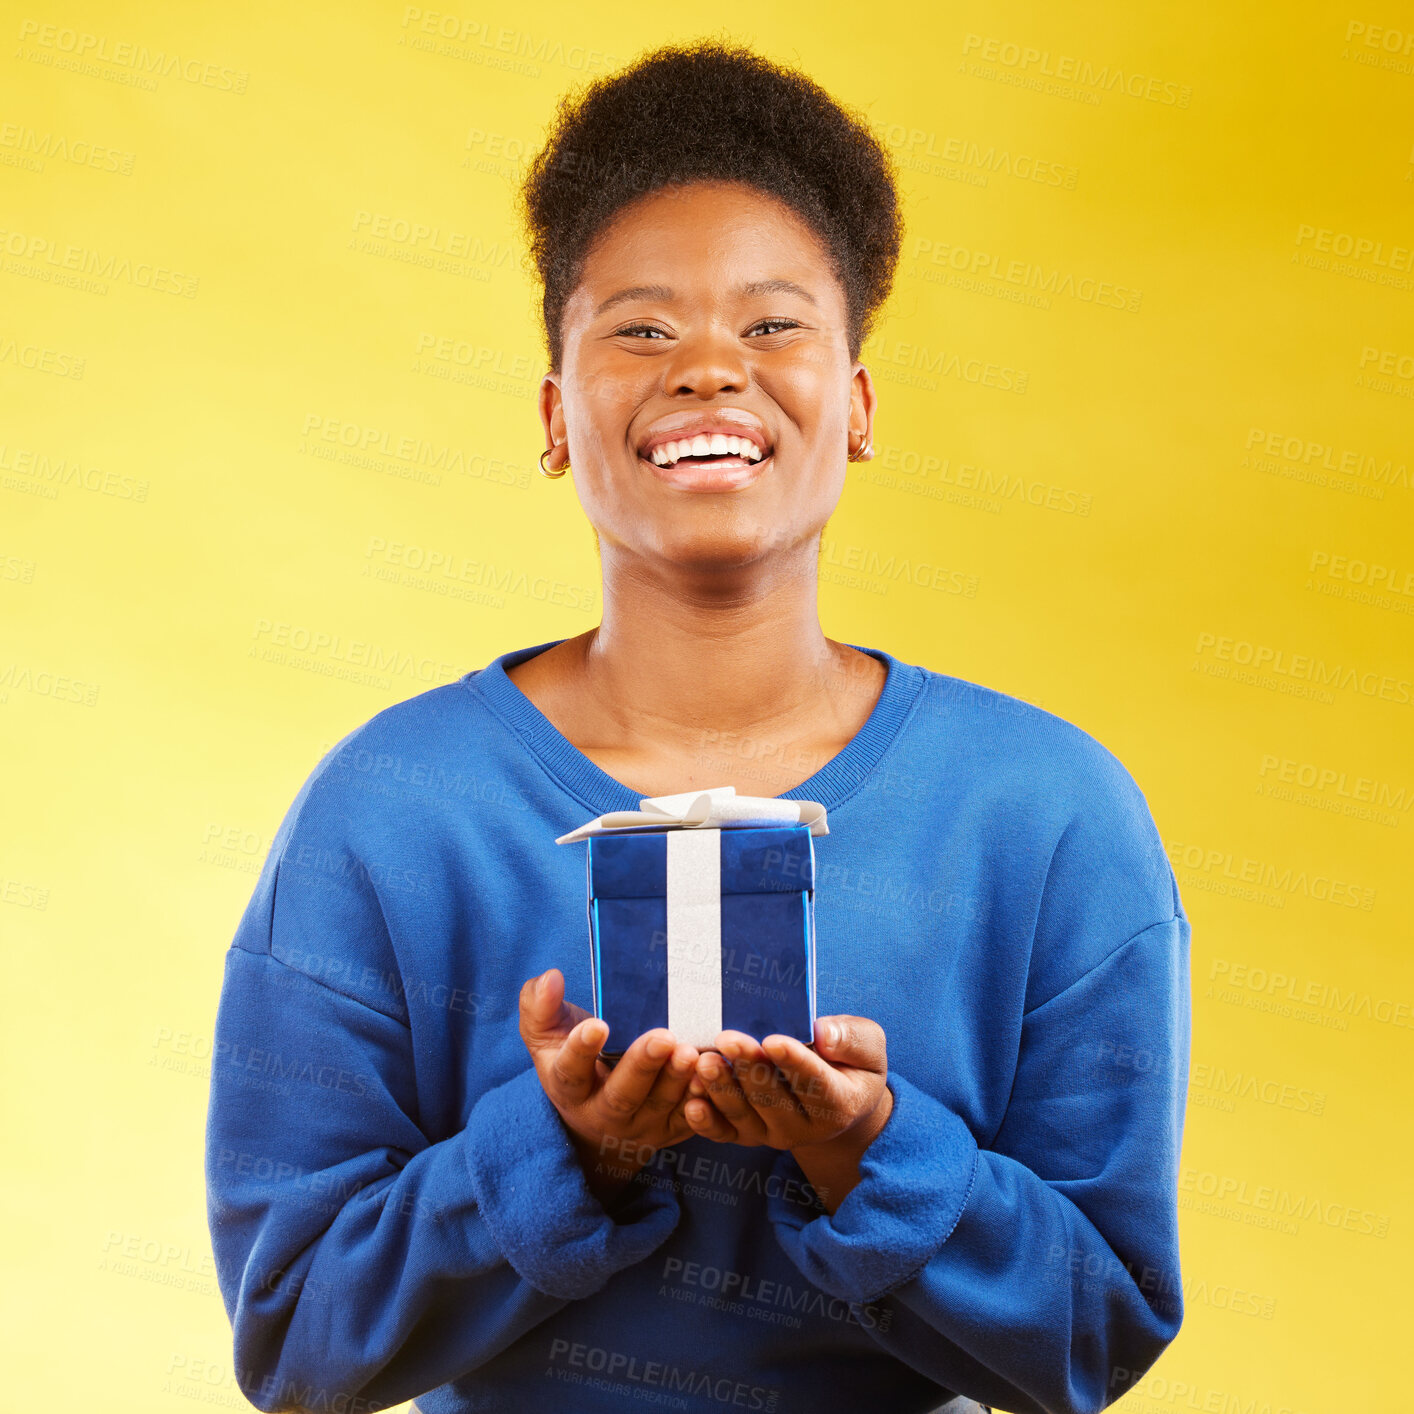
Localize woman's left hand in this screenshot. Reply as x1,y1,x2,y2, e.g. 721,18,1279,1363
682,1017,893,1210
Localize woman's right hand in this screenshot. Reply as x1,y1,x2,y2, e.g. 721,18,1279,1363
518,968,700,1206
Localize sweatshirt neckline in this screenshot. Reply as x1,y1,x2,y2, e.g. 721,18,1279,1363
467,638,924,817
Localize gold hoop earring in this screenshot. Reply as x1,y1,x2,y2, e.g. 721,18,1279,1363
847,435,874,463
539,448,569,479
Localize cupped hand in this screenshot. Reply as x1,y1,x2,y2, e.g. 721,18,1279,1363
681,1016,893,1213
518,969,700,1200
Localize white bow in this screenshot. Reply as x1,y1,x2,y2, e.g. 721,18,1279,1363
555,785,828,844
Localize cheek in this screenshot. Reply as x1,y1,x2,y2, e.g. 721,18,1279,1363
560,350,645,450
768,359,853,447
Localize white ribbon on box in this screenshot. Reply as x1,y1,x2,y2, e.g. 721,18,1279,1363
556,787,828,1045
554,785,828,844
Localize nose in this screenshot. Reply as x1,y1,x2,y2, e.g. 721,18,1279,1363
663,325,748,398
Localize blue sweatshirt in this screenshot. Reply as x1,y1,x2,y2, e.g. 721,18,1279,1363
205,640,1191,1414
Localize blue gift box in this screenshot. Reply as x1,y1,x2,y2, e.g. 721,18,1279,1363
557,790,827,1056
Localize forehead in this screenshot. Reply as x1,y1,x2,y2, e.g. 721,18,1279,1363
566,180,843,315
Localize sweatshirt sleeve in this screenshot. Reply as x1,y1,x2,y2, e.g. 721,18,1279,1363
204,768,681,1414
766,908,1191,1414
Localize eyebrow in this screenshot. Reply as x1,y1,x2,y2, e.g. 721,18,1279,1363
592,278,818,318
741,278,817,306
592,284,674,318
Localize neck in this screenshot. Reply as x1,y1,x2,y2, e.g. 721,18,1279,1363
578,541,853,747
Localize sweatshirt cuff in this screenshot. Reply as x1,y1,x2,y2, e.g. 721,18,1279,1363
462,1065,681,1300
766,1070,979,1304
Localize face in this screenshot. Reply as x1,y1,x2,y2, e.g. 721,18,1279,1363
539,180,876,574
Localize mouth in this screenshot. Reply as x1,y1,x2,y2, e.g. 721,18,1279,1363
636,433,773,492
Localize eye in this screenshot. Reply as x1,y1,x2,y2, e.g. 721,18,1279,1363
614,323,670,339
747,318,801,337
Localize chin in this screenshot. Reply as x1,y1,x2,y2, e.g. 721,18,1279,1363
646,518,813,574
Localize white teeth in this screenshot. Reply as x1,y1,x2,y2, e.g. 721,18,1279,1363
645,433,768,465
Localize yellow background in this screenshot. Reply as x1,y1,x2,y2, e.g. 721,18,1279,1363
3,2,1410,1409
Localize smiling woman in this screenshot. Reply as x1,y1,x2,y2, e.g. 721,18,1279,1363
544,183,865,521
532,180,874,631
206,38,1191,1414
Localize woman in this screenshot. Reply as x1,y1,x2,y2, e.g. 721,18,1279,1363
207,41,1190,1414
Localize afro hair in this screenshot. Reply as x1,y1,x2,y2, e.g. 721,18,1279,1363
519,39,903,369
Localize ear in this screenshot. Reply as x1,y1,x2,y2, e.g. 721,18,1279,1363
848,362,877,460
538,372,569,472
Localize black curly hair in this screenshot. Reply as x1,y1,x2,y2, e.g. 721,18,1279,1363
520,39,903,371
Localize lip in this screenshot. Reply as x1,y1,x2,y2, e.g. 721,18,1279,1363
634,408,772,461
646,452,772,493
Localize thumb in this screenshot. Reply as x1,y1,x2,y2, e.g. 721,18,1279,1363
518,969,566,1052
815,1015,887,1074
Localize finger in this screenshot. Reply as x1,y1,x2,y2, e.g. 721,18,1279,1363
638,1042,700,1117
696,1048,770,1142
521,970,597,1053
595,1029,677,1119
718,1033,807,1123
813,1015,888,1074
518,970,565,1049
760,1034,844,1121
684,1092,739,1143
547,1015,610,1105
